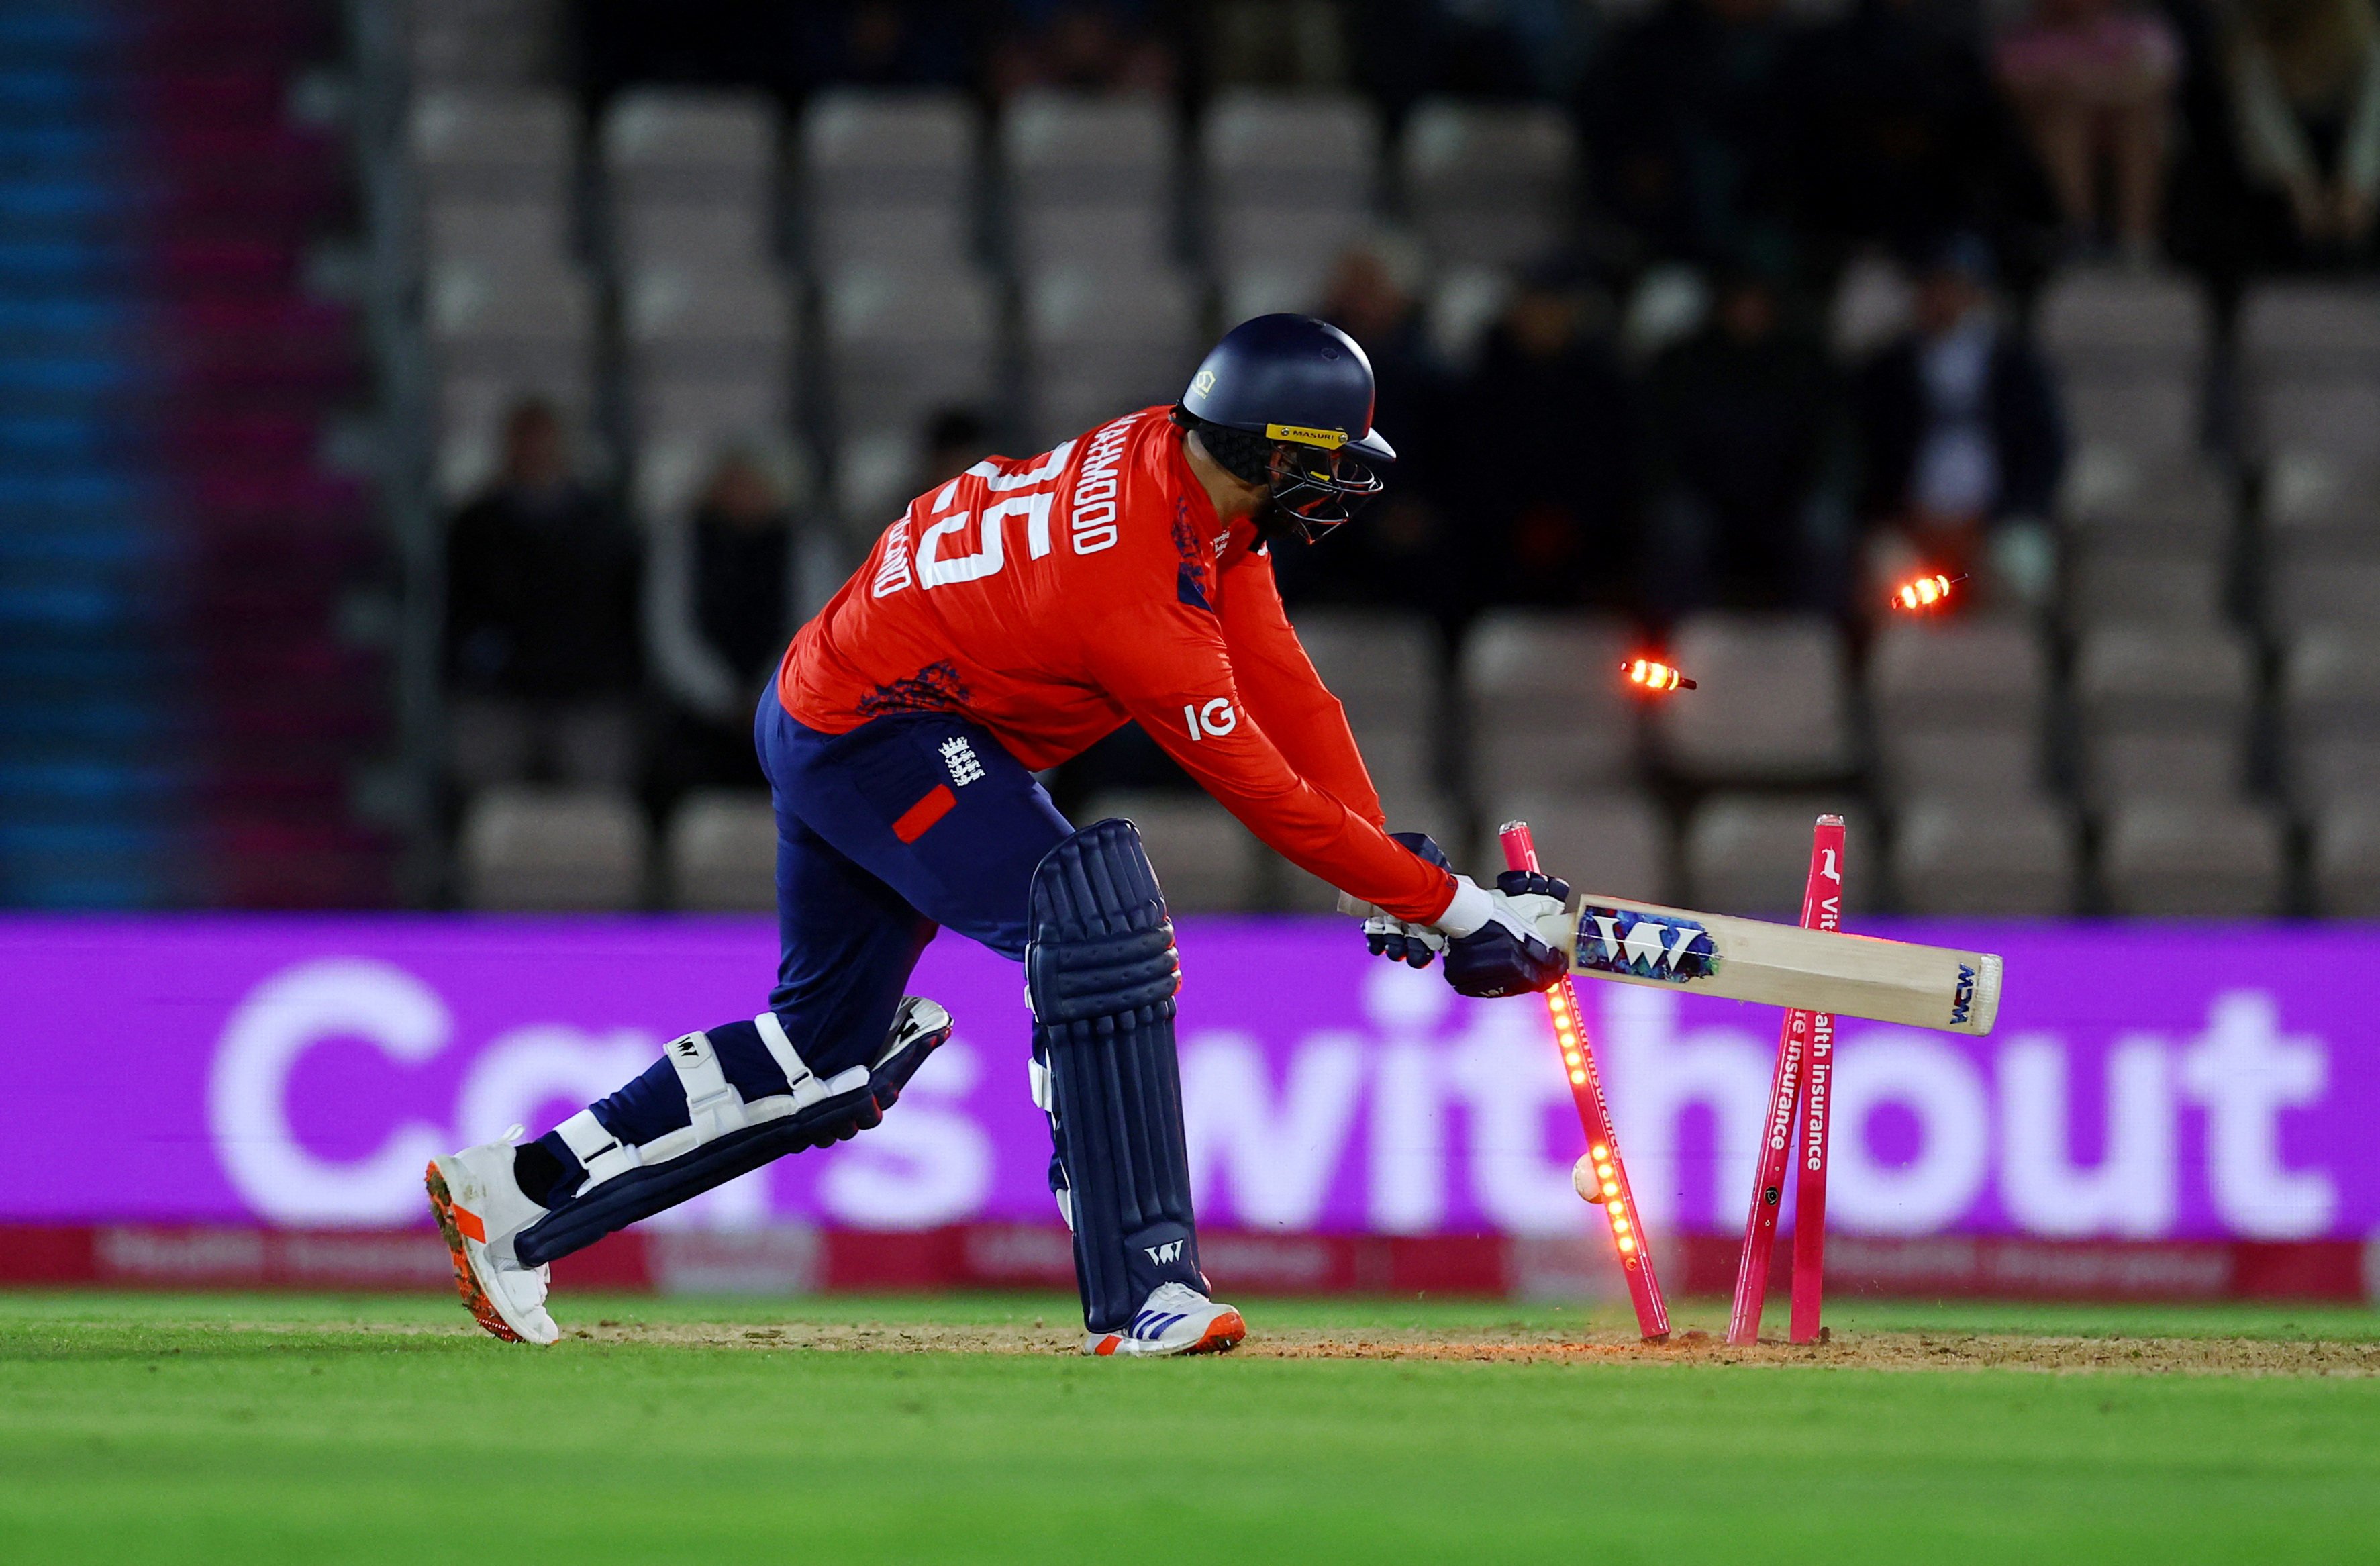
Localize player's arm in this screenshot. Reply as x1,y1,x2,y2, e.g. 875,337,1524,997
1081,595,1456,924
1214,546,1384,826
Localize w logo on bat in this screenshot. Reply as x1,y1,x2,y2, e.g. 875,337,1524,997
1575,906,1721,984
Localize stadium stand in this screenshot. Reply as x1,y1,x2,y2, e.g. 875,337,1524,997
0,1,389,906
1683,796,1875,918
1652,615,1856,787
18,0,2361,916
1001,90,1177,276
1457,611,1638,799
1891,797,2082,916
2099,800,2289,917
662,790,778,912
1081,790,1261,913
1397,99,1575,271
1474,792,1672,906
2074,625,2258,807
458,785,648,910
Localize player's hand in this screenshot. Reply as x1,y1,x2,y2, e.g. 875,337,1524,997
1441,871,1571,998
1362,832,1453,968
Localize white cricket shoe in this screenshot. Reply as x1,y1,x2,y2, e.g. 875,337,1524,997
426,1131,560,1347
1083,1282,1246,1358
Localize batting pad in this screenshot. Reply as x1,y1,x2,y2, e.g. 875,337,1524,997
1026,818,1205,1333
513,997,952,1268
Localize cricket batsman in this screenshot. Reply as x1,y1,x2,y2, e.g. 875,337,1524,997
426,315,1573,1355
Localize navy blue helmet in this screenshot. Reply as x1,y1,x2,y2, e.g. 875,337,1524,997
1174,313,1395,543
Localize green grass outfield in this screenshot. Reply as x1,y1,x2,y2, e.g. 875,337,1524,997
3,1291,2377,1564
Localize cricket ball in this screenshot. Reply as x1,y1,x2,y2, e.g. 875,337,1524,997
1571,1154,1599,1202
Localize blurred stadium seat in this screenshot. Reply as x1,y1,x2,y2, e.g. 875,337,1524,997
2311,801,2380,915
407,0,558,86
2261,451,2380,634
2052,446,2234,632
664,790,777,911
1082,791,1260,912
1867,617,2050,801
410,87,575,206
820,265,997,443
1892,796,2080,915
1653,614,1855,785
1458,610,1636,798
2099,801,2287,917
2236,281,2380,462
619,263,796,384
1477,792,1671,903
1287,609,1440,801
1021,266,1201,446
1398,99,1573,270
800,90,978,272
460,786,650,910
1201,90,1380,281
2073,625,2255,805
1683,795,1875,916
601,88,778,209
2032,266,2210,460
426,261,594,497
2282,629,2380,811
1002,91,1177,275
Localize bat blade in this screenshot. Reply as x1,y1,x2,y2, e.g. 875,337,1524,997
1332,890,2000,1035
1555,895,2000,1036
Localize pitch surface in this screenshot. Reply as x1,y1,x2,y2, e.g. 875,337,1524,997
3,1292,2376,1562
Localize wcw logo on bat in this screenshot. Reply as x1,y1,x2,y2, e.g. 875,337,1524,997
1573,906,1721,984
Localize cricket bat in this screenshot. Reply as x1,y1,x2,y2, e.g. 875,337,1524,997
1340,887,2001,1037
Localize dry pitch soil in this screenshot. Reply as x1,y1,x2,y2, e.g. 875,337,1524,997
452,1316,2380,1375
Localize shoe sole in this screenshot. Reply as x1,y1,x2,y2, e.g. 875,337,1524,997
425,1161,526,1345
1087,1308,1248,1358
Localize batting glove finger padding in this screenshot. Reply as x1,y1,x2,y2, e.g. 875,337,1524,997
1363,914,1444,967
1442,883,1573,999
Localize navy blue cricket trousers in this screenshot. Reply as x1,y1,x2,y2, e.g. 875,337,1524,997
754,695,1076,1061
566,697,1075,1153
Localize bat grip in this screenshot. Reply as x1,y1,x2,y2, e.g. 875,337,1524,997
1497,820,1542,877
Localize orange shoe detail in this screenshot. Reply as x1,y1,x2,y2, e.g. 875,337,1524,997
425,1161,524,1345
454,1205,487,1243
1188,1309,1246,1355
1092,1334,1123,1355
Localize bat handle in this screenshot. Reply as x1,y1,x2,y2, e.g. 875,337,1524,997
1497,820,1541,876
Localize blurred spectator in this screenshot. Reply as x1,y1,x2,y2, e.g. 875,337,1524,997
1206,0,1352,87
1788,0,2018,254
2225,0,2380,260
445,401,644,789
793,1,981,89
991,1,1177,96
575,1,977,97
1456,266,1636,616
1641,273,1849,618
923,407,997,488
1993,0,2182,262
1276,238,1463,626
1852,237,2064,609
1582,0,1802,270
646,448,806,803
1350,0,1596,106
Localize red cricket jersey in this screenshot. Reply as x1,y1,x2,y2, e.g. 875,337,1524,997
777,407,1458,924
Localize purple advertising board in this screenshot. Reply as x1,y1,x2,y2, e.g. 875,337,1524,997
5,916,2375,1243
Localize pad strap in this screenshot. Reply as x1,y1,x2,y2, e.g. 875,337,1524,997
665,1030,750,1142
555,1109,640,1189
754,1011,832,1106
